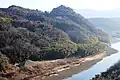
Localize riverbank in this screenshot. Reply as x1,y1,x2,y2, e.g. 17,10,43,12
0,47,117,80
43,53,105,80
91,42,120,80
92,60,120,80
43,47,117,80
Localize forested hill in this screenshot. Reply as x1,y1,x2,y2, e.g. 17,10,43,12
0,5,109,43
49,5,109,43
0,5,109,70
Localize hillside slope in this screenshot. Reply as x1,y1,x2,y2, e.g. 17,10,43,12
0,5,110,73
49,5,109,43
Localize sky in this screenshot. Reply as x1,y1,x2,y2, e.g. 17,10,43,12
0,0,120,11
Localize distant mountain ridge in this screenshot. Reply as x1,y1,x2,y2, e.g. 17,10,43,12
75,9,120,18
88,18,120,39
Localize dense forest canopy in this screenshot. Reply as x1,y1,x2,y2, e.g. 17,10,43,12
0,5,110,71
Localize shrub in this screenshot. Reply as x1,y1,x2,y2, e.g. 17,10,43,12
0,52,10,72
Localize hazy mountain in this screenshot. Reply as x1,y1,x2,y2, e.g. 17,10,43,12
88,18,120,39
75,9,120,18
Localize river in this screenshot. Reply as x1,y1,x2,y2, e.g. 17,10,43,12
65,42,120,80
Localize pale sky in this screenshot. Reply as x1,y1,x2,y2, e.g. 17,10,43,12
0,0,120,11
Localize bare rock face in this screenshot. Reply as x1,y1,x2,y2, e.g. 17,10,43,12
24,60,38,70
